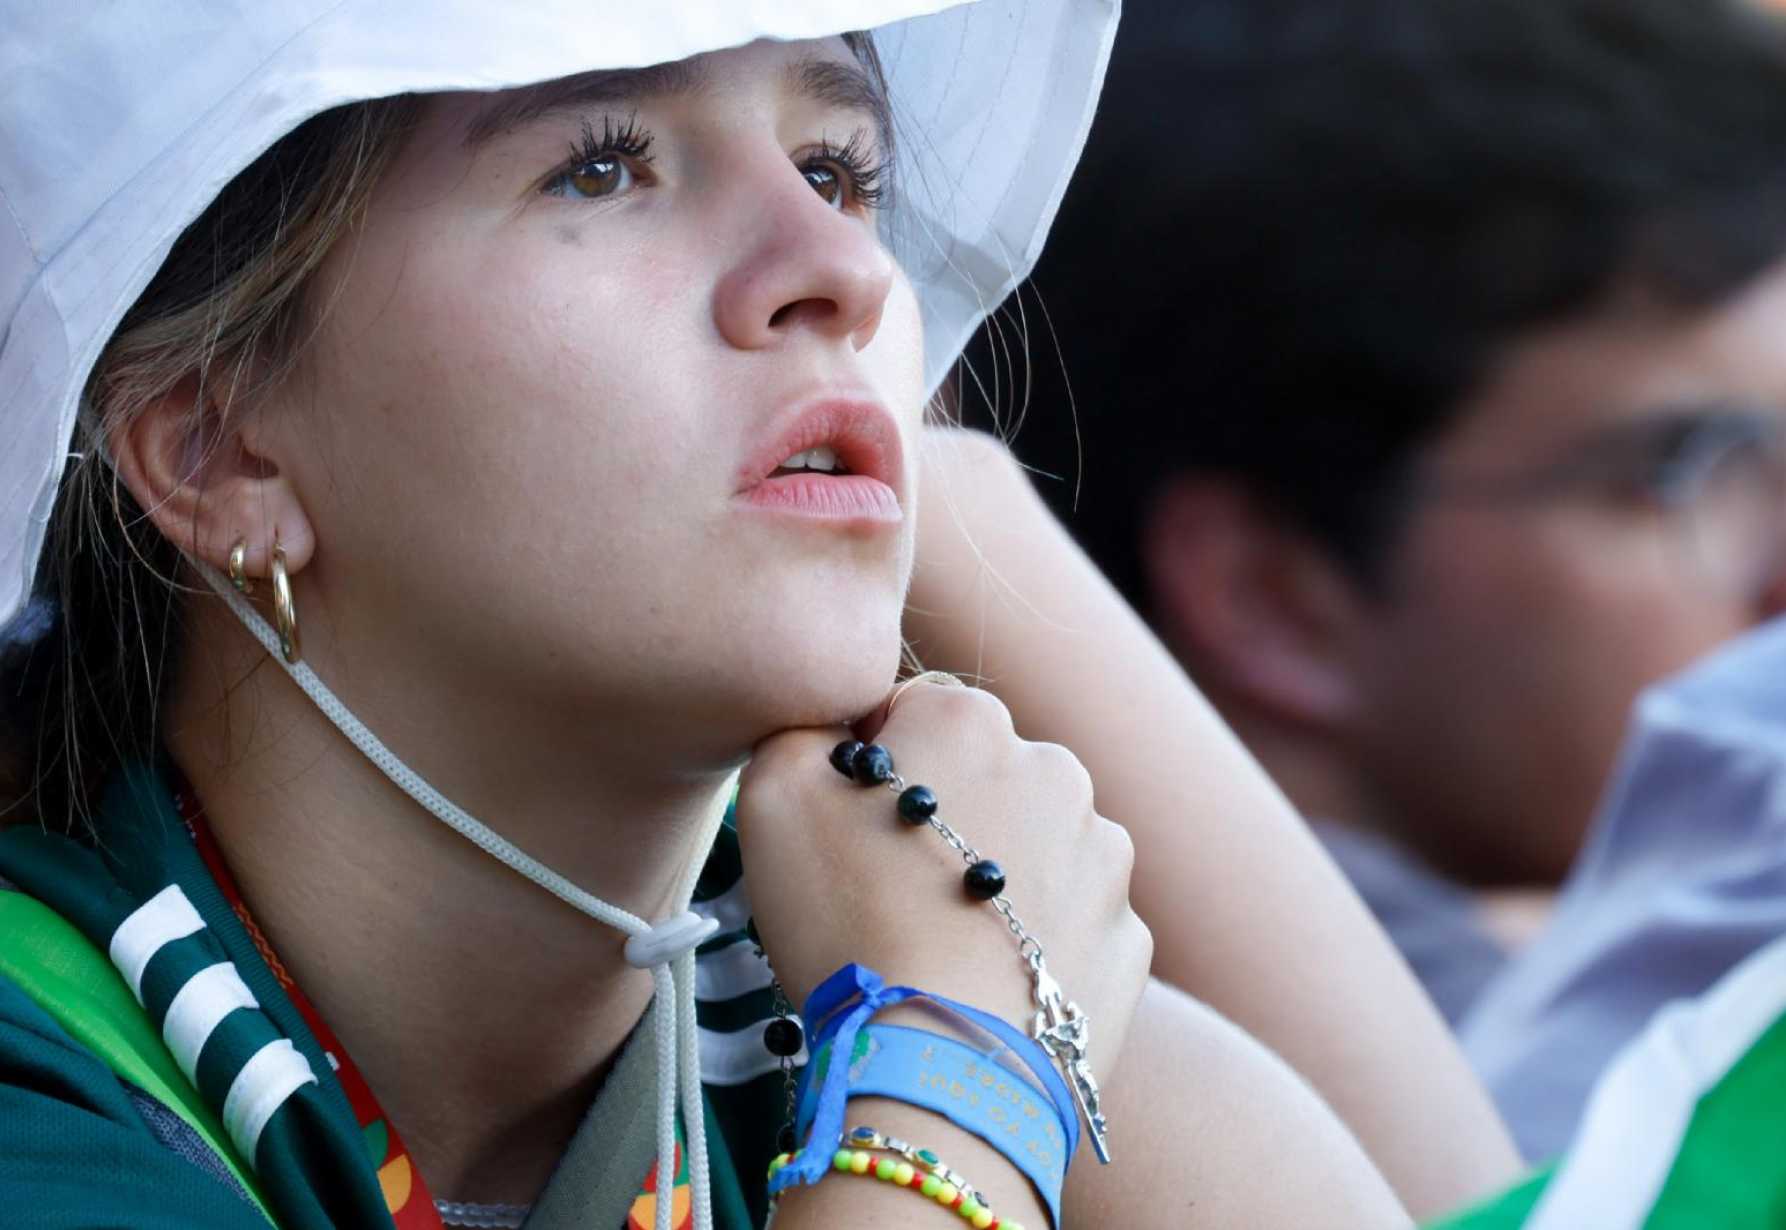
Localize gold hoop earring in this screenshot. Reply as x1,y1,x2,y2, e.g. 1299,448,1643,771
271,544,301,665
227,539,254,594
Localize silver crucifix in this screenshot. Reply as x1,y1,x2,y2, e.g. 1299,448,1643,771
1030,965,1112,1163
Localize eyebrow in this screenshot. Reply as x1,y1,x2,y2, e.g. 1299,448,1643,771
463,53,893,157
785,55,895,160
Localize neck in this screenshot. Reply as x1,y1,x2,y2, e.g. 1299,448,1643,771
163,601,739,1204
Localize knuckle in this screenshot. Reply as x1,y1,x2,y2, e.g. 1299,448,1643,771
1127,912,1156,981
896,682,1015,744
1028,740,1095,804
954,684,1012,728
1101,818,1137,883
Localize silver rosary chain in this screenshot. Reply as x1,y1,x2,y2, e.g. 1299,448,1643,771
772,977,800,1129
879,760,1112,1164
883,772,1047,968
769,743,1112,1172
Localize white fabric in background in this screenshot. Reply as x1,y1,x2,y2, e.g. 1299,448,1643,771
1460,615,1786,1161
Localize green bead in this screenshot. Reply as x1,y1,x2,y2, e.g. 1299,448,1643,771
959,1198,983,1220
921,1175,943,1198
875,1158,898,1181
833,1150,854,1172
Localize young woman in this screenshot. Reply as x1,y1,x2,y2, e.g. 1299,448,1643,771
0,3,1515,1228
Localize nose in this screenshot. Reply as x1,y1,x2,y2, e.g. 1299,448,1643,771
711,154,896,355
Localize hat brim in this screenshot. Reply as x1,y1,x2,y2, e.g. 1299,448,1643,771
0,0,1118,628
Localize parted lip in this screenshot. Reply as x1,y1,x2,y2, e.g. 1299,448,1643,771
735,397,905,499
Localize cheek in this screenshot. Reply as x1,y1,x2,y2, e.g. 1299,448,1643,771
303,227,709,553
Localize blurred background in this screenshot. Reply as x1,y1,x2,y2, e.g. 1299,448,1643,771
957,0,1786,1160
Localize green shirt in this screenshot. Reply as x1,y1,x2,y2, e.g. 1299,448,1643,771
1428,930,1786,1230
7,759,1786,1229
0,761,787,1229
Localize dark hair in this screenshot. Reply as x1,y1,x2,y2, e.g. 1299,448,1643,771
966,0,1786,602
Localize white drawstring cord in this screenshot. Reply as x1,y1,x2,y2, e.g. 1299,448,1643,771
197,564,728,1230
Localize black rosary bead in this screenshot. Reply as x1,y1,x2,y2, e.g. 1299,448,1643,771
896,784,938,825
963,859,1006,900
777,1123,798,1155
830,740,865,779
851,742,896,785
763,1016,805,1058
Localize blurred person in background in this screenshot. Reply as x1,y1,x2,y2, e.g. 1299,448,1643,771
956,0,1786,1158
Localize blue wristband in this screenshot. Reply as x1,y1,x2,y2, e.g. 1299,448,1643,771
766,962,1078,1228
793,1024,1067,1227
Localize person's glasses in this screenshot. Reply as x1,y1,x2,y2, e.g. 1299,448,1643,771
1414,406,1786,599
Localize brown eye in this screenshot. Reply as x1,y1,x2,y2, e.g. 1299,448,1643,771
546,156,633,200
804,164,844,208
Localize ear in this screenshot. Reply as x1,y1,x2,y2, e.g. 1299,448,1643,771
108,373,316,582
1142,475,1365,726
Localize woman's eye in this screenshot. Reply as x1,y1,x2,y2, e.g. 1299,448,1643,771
804,164,845,209
545,156,634,200
797,136,888,214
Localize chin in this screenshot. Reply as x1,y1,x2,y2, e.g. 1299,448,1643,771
715,615,905,735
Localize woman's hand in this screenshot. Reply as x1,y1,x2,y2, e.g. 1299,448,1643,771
737,679,1151,1078
902,426,1522,1214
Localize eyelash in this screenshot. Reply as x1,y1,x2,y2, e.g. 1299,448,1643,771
548,114,656,186
801,130,891,212
540,117,890,212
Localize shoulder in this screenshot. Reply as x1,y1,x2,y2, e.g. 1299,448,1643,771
0,969,272,1227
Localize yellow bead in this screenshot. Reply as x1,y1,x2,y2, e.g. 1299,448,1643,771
936,1182,959,1206
767,1153,789,1178
850,1150,872,1175
893,1162,915,1186
971,1210,994,1229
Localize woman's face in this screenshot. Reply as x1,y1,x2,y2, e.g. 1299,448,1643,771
265,38,925,755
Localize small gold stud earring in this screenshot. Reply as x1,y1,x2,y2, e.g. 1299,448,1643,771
227,539,254,595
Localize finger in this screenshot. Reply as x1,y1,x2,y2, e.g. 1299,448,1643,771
738,723,856,826
855,670,971,742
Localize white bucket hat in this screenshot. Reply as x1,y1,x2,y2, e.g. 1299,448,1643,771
0,5,1119,1227
0,0,1120,631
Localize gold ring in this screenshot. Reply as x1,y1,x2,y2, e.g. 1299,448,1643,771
887,670,967,714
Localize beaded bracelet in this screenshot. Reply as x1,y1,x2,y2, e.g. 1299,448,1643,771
768,1126,1027,1230
829,736,1111,1164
